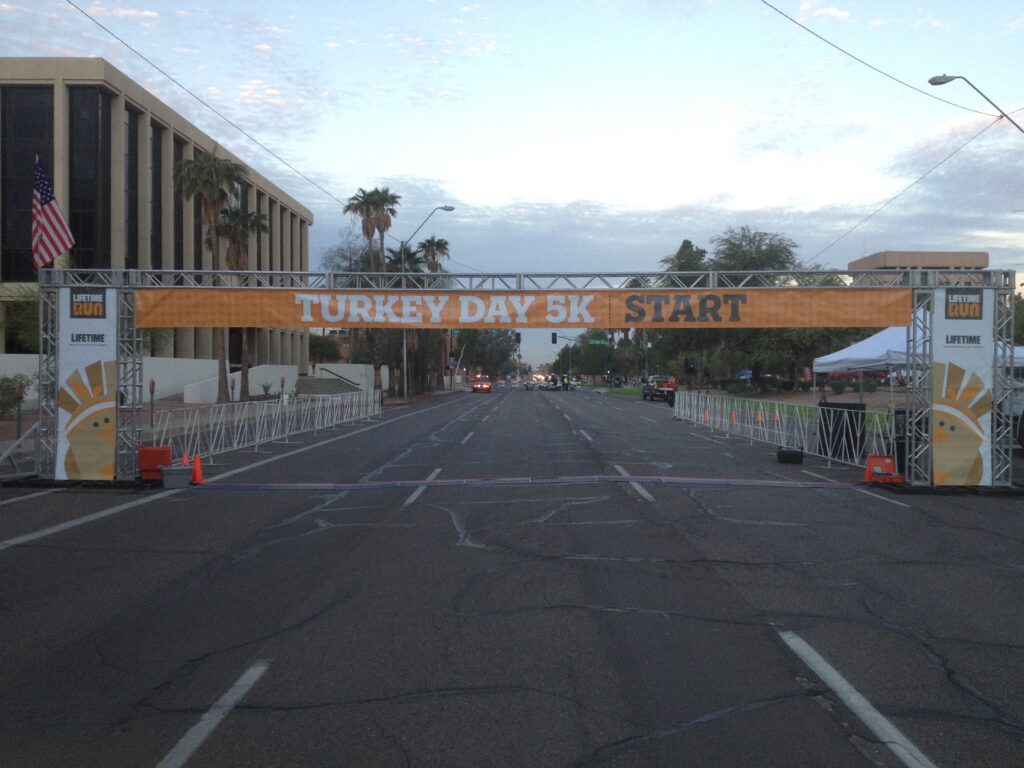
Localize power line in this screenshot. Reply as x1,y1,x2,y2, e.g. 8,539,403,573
759,0,998,117
812,117,1002,260
64,0,349,209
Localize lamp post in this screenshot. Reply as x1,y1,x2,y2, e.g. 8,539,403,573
928,75,1024,136
399,205,455,400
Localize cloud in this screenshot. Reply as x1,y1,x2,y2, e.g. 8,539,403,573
255,43,273,51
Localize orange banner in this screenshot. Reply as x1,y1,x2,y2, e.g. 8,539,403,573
135,288,912,329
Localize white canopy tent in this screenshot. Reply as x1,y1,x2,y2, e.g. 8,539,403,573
814,327,1024,375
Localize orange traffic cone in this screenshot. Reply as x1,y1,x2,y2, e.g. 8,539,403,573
191,454,205,485
756,411,764,423
181,452,191,467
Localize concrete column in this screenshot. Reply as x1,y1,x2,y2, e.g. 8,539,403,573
299,331,309,375
257,329,270,365
182,142,195,271
160,124,174,273
137,111,151,270
269,200,280,272
270,329,281,365
282,208,293,275
258,193,270,272
247,184,258,271
52,78,70,267
300,220,309,271
110,92,126,269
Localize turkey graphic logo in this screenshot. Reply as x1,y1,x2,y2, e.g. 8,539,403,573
58,360,117,481
931,362,991,486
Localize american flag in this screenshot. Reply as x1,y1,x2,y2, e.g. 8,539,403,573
32,160,74,269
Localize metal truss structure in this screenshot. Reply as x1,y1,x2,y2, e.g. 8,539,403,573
37,268,1015,486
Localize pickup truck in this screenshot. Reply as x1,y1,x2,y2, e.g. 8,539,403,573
641,375,677,405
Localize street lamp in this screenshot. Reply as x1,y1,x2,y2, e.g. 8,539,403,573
928,75,1024,136
400,205,455,400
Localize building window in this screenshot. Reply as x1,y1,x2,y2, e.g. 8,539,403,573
68,87,112,271
256,191,265,270
1,86,54,282
173,137,184,271
124,106,139,270
150,121,163,270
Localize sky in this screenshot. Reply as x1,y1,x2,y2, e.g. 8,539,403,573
3,0,1023,364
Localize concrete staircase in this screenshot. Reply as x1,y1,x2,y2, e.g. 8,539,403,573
295,375,361,396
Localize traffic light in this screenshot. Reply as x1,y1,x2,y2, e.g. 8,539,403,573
551,332,557,344
515,332,521,345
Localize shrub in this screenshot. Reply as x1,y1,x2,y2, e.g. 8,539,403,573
0,374,32,418
799,381,811,392
829,381,846,395
865,379,878,393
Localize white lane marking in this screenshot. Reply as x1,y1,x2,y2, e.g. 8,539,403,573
404,468,442,507
687,431,725,444
578,430,593,442
0,489,60,507
777,631,938,768
856,488,912,508
0,396,471,554
0,490,182,552
156,661,269,768
564,413,572,421
609,406,622,412
801,469,838,483
481,414,490,422
613,465,655,503
460,431,474,445
640,416,656,423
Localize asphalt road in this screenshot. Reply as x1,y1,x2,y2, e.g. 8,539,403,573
1,385,1022,767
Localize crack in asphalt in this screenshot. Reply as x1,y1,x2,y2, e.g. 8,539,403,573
570,693,807,767
134,590,352,713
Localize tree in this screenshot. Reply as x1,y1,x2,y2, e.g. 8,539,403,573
709,226,799,272
218,206,269,401
419,236,450,274
419,236,451,388
343,188,380,272
174,150,249,403
371,187,401,272
660,239,708,272
343,186,402,398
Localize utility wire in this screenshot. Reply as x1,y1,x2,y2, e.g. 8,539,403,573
64,0,350,209
759,0,998,117
811,117,1002,260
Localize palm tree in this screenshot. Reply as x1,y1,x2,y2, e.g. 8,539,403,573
343,188,379,271
370,187,401,269
343,186,402,399
384,243,423,273
174,151,248,403
218,207,269,401
419,236,451,388
419,236,450,274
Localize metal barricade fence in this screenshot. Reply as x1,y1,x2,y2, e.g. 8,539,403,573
673,391,894,468
149,390,379,462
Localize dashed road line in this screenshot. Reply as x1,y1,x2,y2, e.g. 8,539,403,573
578,429,593,442
856,487,912,508
777,631,937,768
564,413,572,422
404,468,443,507
460,431,475,445
639,416,656,423
801,469,839,483
156,661,269,768
613,465,655,502
0,489,60,507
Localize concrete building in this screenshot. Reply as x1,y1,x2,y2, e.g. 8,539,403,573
848,251,988,270
0,57,313,372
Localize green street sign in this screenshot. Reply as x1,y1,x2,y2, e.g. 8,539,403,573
587,339,608,346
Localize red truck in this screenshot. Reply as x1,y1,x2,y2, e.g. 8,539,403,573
641,375,677,405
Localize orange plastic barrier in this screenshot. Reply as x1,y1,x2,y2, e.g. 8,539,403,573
863,454,903,484
138,445,172,481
